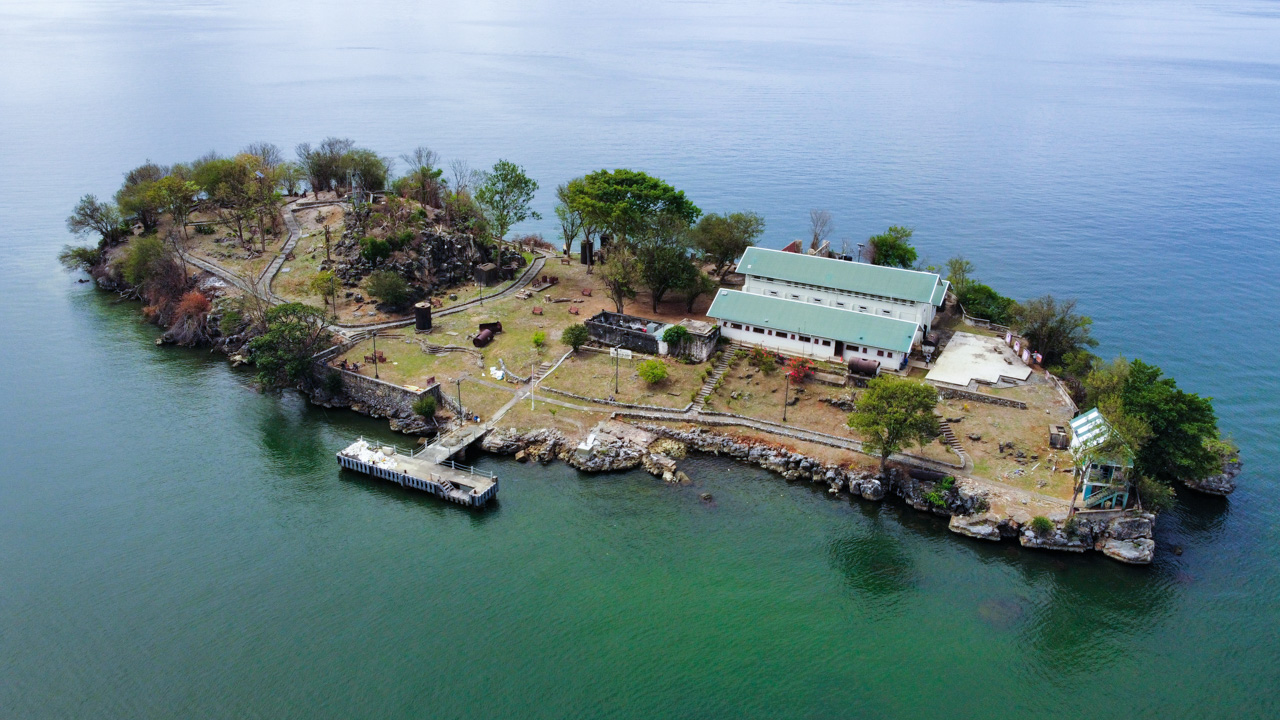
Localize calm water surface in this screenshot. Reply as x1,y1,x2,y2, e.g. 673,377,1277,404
1,1,1277,717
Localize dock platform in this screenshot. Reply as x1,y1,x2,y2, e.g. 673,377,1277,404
336,437,498,508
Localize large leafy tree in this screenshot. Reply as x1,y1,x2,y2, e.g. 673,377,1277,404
635,218,697,311
1120,360,1220,484
847,377,940,473
115,161,169,232
694,211,765,276
247,303,332,389
66,194,128,246
566,169,700,247
152,175,200,242
475,159,540,241
869,226,917,268
554,181,585,256
1013,295,1098,368
600,245,641,313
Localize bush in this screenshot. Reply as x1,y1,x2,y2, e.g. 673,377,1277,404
58,245,101,272
662,324,689,346
366,270,411,308
1030,516,1055,536
388,229,415,251
359,236,391,264
323,369,344,394
412,394,437,418
748,347,777,374
561,324,589,352
532,330,546,348
117,235,168,287
787,357,815,384
922,476,955,507
218,308,244,337
637,358,669,384
1136,476,1176,513
1063,516,1081,538
195,224,216,235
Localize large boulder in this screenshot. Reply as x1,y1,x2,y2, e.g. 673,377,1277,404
1105,513,1155,541
1182,455,1242,496
1100,538,1155,565
949,513,1002,541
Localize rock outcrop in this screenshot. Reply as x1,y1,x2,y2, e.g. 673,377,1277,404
1182,454,1242,496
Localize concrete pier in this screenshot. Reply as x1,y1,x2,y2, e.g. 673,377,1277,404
336,438,498,508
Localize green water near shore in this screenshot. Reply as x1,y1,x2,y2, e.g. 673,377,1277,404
2,0,1278,716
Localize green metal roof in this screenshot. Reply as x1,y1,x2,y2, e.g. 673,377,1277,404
931,280,950,306
737,247,947,306
706,290,917,354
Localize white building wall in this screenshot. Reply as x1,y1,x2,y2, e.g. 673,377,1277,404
717,322,904,371
743,275,935,337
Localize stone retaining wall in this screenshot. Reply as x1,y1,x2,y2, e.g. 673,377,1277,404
539,385,693,414
934,386,1028,409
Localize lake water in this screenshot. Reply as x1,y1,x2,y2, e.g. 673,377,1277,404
1,1,1277,716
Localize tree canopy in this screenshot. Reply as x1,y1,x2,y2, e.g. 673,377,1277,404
561,323,590,352
247,303,332,389
1013,295,1097,368
847,377,940,472
869,226,917,268
66,194,128,246
565,169,701,246
694,211,765,276
475,159,540,241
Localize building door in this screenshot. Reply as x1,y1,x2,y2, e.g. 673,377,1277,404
833,340,844,358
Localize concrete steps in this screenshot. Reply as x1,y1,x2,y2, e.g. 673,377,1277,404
693,346,740,409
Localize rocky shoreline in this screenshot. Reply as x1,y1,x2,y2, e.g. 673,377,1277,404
479,422,1160,565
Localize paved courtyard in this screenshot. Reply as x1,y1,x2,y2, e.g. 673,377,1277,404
926,331,1033,388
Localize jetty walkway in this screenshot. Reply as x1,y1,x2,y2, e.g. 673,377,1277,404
337,437,498,508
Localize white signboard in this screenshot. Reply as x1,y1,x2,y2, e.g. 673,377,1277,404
610,348,633,360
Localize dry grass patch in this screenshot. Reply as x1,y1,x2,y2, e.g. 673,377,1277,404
706,359,857,438
540,351,704,408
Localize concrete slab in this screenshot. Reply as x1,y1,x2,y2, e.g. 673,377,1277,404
926,332,1032,388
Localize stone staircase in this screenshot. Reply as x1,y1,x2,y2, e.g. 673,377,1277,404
937,420,969,466
693,347,740,410
533,361,552,381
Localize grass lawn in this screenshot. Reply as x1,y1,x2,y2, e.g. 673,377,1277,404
332,331,483,387
540,351,704,408
494,399,609,440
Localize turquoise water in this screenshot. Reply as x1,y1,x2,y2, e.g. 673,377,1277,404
1,1,1277,716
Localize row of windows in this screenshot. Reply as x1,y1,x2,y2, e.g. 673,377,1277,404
753,277,914,307
763,288,908,319
726,323,896,359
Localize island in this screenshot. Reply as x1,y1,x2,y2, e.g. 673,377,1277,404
60,139,1241,565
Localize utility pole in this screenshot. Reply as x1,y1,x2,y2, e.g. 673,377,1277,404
454,376,463,420
372,332,379,379
782,372,789,422
530,360,536,410
614,351,619,394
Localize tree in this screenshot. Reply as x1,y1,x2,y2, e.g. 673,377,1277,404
247,303,332,389
58,245,101,271
662,324,689,357
296,137,354,195
681,269,719,313
809,210,833,252
868,226,917,268
242,141,284,170
566,169,701,247
847,376,940,473
1120,360,1220,484
475,159,540,242
945,256,975,294
366,270,411,308
561,324,590,352
554,182,584,256
637,359,669,384
308,270,341,317
635,218,697,311
1013,295,1098,368
66,194,128,246
600,245,641,313
341,148,391,192
399,146,444,207
449,159,483,194
957,283,1016,325
152,176,200,242
694,211,765,276
116,161,168,232
117,235,169,287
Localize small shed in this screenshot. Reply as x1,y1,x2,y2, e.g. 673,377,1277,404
474,262,500,287
1069,408,1134,510
1048,424,1069,450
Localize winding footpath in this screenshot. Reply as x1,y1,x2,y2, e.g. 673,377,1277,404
184,197,547,339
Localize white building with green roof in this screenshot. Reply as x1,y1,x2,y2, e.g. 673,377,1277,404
734,247,949,344
706,289,918,370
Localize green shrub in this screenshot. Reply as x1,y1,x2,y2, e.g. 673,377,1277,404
923,476,955,507
195,224,216,235
117,235,167,286
1030,516,1055,536
359,236,391,264
323,369,344,394
532,330,546,348
412,394,437,418
638,359,669,385
1136,476,1176,513
1063,516,1081,538
560,324,588,352
748,347,777,374
388,229,415,250
366,270,411,308
218,309,244,336
58,245,101,271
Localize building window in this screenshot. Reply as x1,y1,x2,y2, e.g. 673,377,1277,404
876,350,884,357
886,352,894,359
788,294,800,300
753,327,764,334
798,335,811,343
858,306,868,312
811,298,822,304
729,323,742,330
769,290,779,297
821,340,831,346
835,301,846,308
881,309,892,316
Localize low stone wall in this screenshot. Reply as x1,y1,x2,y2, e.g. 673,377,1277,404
934,386,1028,409
539,385,693,414
312,367,442,434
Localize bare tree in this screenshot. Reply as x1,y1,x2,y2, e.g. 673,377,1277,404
809,209,833,252
243,142,283,170
402,146,440,172
449,159,483,194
